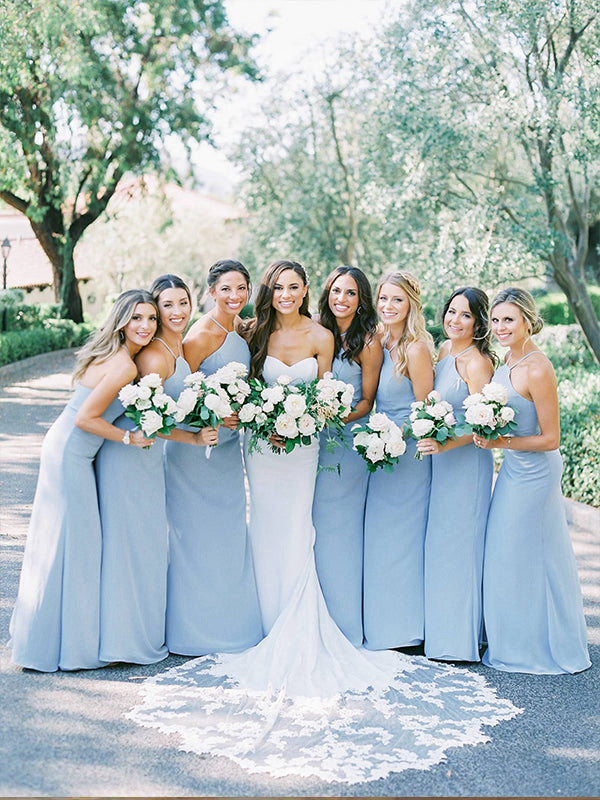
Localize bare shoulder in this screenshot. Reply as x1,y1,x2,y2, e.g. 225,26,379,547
98,348,137,384
526,350,556,385
437,339,451,360
310,318,334,347
135,342,171,379
185,316,218,343
407,338,432,361
465,349,494,383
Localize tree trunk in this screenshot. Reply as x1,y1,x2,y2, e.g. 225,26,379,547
59,241,83,323
552,257,600,366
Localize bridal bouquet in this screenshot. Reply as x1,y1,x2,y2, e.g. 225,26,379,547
118,373,178,443
238,372,354,454
404,390,457,460
352,412,406,472
458,381,518,440
176,361,251,431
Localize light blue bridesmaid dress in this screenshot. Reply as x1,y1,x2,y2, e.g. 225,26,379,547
10,386,122,671
312,351,369,645
95,358,172,665
164,323,263,655
482,357,591,674
363,349,431,649
423,347,493,661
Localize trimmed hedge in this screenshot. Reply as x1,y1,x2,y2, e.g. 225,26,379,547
0,320,94,367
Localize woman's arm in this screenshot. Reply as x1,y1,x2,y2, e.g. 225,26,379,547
406,340,434,401
345,336,383,424
183,322,220,373
314,325,335,378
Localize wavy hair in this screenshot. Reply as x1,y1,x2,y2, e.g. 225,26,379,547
490,286,544,336
73,289,157,383
377,271,435,380
247,260,310,379
206,259,252,295
318,266,377,363
442,286,498,366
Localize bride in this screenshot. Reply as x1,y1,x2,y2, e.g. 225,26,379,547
129,260,521,783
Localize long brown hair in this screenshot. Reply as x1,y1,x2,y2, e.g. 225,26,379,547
247,260,311,379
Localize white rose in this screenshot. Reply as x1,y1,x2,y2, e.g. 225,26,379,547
176,388,197,417
297,413,317,436
317,386,336,403
283,393,307,418
205,393,231,417
139,373,162,389
368,412,392,432
136,385,152,401
322,371,334,380
134,398,152,411
385,435,406,457
261,385,285,404
411,400,425,411
465,403,496,427
353,430,372,449
239,403,259,423
274,413,298,438
427,390,441,403
184,372,206,390
262,401,275,414
277,374,292,386
411,418,435,437
428,402,448,419
140,409,163,436
444,412,456,427
152,391,170,409
482,382,508,404
499,406,515,423
341,387,355,408
463,392,484,408
366,439,386,463
118,384,139,407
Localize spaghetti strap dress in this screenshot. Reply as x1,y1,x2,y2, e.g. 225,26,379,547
10,385,122,671
423,347,493,661
312,351,368,645
482,358,591,674
164,325,262,655
363,349,431,649
95,361,171,665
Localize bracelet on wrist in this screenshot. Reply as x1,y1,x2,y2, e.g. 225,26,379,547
122,430,131,446
506,435,512,449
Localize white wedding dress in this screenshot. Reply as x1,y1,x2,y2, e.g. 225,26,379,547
128,356,521,783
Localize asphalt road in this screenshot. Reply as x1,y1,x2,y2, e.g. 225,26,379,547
1,350,599,798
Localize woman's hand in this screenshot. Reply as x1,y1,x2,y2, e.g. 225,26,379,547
269,432,286,449
222,413,240,430
473,434,493,449
195,427,219,446
129,430,156,448
416,437,442,456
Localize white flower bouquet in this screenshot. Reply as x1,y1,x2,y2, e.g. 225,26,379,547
238,371,354,455
176,361,251,431
352,412,406,473
458,381,518,440
118,373,178,445
405,390,457,460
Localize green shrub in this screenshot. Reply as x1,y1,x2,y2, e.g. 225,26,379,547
557,370,600,507
535,324,596,370
1,301,62,331
537,288,600,326
0,321,94,366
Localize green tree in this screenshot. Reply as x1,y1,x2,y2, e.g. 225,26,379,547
0,0,257,321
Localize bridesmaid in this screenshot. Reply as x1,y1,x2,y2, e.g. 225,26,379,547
416,287,496,662
165,260,263,655
477,287,590,674
363,271,435,650
312,266,382,645
95,275,213,665
10,290,157,671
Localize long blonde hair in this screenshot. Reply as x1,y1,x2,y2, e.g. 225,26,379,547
72,289,157,383
377,271,435,380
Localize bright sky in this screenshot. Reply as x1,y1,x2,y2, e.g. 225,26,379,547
188,0,391,189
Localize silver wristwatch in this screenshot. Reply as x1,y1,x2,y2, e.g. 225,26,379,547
122,430,131,446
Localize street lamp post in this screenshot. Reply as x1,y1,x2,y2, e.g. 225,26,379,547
1,237,11,332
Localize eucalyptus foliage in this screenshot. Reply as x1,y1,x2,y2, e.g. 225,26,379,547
0,0,257,320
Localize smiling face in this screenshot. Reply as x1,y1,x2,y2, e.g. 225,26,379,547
377,282,410,327
157,288,191,335
328,273,359,324
444,293,475,343
210,270,249,317
272,268,308,315
122,303,158,350
491,301,529,348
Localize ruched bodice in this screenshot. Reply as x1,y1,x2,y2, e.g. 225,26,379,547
263,355,318,386
375,350,415,426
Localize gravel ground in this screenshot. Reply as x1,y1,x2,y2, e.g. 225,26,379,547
0,350,598,798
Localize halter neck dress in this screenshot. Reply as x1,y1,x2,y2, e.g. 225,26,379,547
164,322,262,655
482,356,590,674
312,349,369,645
423,346,493,661
10,385,123,671
363,348,432,649
95,350,170,665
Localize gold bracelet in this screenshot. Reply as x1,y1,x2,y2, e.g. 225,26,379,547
506,436,512,449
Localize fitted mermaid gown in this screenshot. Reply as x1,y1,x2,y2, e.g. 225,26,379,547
312,351,368,645
423,349,493,661
128,355,521,782
482,361,590,674
163,329,262,655
10,385,122,672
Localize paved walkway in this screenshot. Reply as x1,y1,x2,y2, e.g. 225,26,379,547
0,351,599,797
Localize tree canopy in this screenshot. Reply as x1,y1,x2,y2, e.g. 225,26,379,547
0,0,258,320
